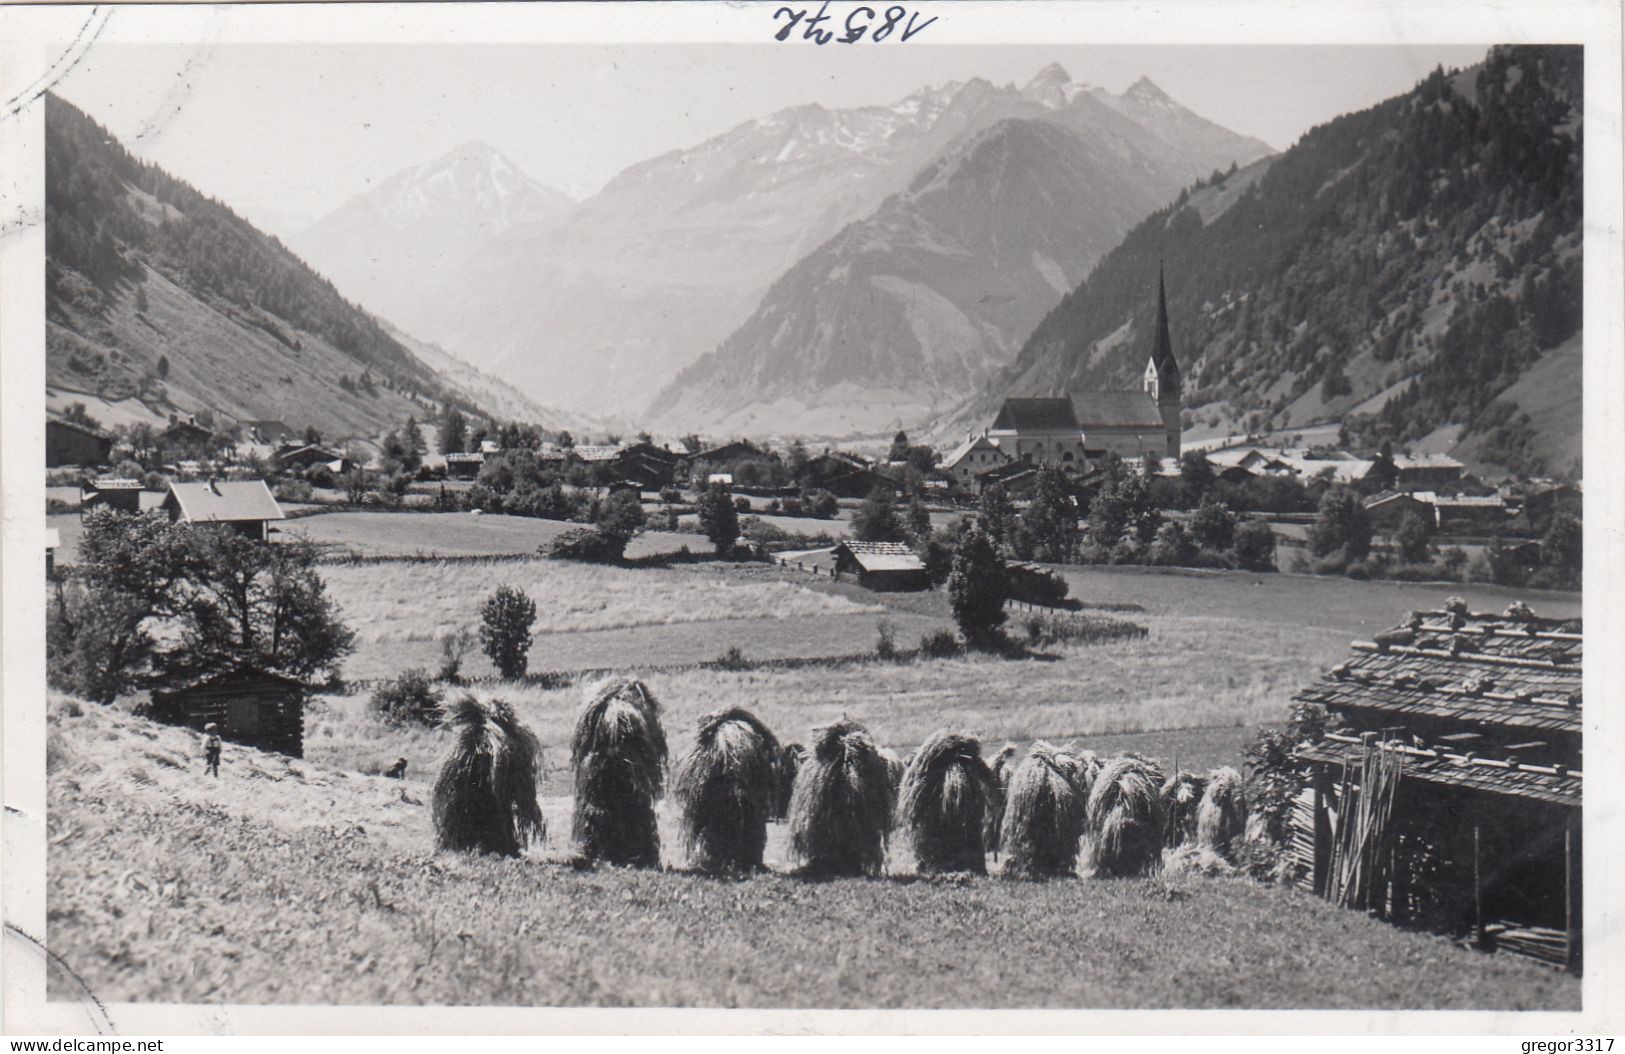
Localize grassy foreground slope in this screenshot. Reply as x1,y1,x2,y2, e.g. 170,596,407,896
47,697,1577,1008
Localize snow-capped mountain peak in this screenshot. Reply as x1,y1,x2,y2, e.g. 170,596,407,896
1021,62,1093,110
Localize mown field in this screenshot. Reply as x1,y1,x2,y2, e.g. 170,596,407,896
46,698,1579,1009
284,510,711,560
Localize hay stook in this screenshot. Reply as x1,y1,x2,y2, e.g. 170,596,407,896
788,719,894,878
898,730,997,875
1000,742,1087,879
432,695,546,858
673,707,782,874
570,677,668,868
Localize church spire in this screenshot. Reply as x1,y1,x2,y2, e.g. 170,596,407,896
1151,259,1179,392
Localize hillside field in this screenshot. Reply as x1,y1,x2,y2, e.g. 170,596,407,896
46,697,1579,1009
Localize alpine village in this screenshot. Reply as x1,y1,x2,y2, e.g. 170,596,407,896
41,45,1584,1008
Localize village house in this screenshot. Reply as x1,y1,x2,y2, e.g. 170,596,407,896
612,442,679,489
46,417,113,468
163,479,285,541
150,666,308,758
832,540,930,592
804,451,890,499
275,443,350,474
941,433,1012,488
1289,602,1581,970
1394,453,1466,490
444,451,485,480
1364,490,1435,530
1432,494,1511,533
160,413,213,456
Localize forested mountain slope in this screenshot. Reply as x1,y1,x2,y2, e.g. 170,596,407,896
45,94,486,440
970,46,1582,478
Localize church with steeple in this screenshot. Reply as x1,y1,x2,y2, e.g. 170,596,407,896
976,266,1183,474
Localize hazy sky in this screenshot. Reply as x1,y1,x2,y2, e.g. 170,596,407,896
54,41,1490,237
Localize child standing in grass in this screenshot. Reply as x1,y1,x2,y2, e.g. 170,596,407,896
203,723,222,778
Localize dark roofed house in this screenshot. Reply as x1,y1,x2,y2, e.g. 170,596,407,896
275,444,348,472
1364,490,1435,530
444,451,485,480
832,540,929,592
1433,494,1510,533
150,666,308,758
46,417,113,468
1290,602,1582,971
614,443,678,489
161,415,213,454
163,479,285,541
81,478,144,515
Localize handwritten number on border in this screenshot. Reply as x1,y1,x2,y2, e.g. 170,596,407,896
774,3,937,43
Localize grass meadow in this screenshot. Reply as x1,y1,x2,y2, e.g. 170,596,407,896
46,697,1578,1008
283,510,711,559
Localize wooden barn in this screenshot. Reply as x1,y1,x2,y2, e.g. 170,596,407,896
46,418,112,468
1289,601,1582,971
150,666,308,758
444,451,485,480
832,540,929,592
81,478,144,515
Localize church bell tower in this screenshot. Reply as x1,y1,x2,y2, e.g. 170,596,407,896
1143,262,1183,459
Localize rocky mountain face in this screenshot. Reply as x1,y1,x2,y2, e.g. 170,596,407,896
964,46,1582,478
647,67,1273,437
44,95,497,441
421,77,1054,416
292,141,575,350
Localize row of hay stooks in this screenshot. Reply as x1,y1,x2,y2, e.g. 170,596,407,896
434,678,1248,879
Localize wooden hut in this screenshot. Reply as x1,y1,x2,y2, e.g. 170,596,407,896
832,540,929,592
444,451,485,480
81,478,144,515
46,418,112,468
149,666,308,758
1289,602,1582,971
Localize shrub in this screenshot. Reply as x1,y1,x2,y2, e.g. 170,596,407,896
658,486,683,504
547,527,628,563
479,585,537,679
1233,519,1278,571
1440,546,1469,579
739,516,792,548
1190,497,1237,551
273,478,314,503
438,628,474,683
918,629,962,659
1243,701,1329,879
874,619,898,661
716,645,748,670
733,496,752,512
369,668,444,728
1024,613,1149,647
1149,521,1197,566
806,489,839,519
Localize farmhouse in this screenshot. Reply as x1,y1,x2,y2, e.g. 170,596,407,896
445,451,484,480
163,479,285,540
46,417,112,468
81,478,143,515
613,442,678,489
276,443,349,473
941,434,1012,487
804,452,890,499
161,414,213,455
1433,494,1510,533
150,666,307,758
832,540,929,592
1394,453,1465,489
1289,602,1581,970
1364,490,1434,529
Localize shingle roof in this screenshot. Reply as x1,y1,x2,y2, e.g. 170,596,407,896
1296,738,1580,806
942,434,1005,469
990,398,1079,432
838,540,924,573
1071,391,1165,429
1292,604,1582,800
165,480,285,524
